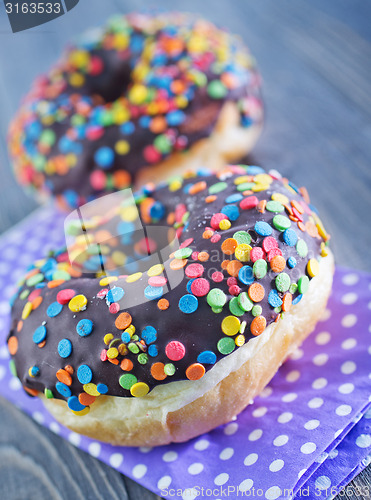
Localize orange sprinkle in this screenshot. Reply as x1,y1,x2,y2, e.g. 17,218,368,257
167,212,175,225
198,252,209,262
257,200,266,213
202,229,214,239
289,215,299,222
283,204,293,216
78,393,96,406
7,336,18,355
32,296,43,310
108,358,119,365
205,195,217,203
17,320,23,332
297,221,306,232
291,200,304,214
227,260,243,277
170,258,187,270
248,283,265,302
221,238,238,255
157,298,169,310
299,186,310,204
47,279,65,289
56,369,72,386
64,365,74,374
38,340,46,348
305,221,319,238
24,387,39,397
115,312,132,330
189,181,207,195
250,316,267,336
242,190,253,196
270,255,286,273
221,259,229,270
149,116,167,134
25,268,39,280
151,362,167,381
120,359,134,371
186,363,206,380
282,293,292,312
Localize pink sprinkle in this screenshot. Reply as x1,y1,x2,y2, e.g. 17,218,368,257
191,251,199,260
240,196,258,210
267,248,283,261
292,207,303,222
185,263,204,278
262,236,278,253
109,303,120,314
29,288,42,302
148,276,167,287
143,145,162,163
90,170,106,190
180,238,194,249
227,277,238,286
210,213,228,230
212,271,224,283
100,349,108,362
210,233,221,243
229,285,241,296
165,341,186,361
86,126,104,141
191,278,210,297
56,289,76,305
97,288,108,299
250,247,265,262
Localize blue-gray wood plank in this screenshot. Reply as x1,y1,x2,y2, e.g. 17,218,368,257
0,1,370,499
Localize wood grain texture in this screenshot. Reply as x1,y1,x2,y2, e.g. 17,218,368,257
0,0,369,499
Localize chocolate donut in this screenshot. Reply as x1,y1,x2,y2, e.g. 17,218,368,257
8,13,263,209
7,165,334,445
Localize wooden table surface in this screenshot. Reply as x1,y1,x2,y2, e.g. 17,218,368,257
0,1,370,499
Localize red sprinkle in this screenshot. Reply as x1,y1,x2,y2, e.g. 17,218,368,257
262,236,278,253
210,213,228,229
191,278,210,297
165,341,186,361
210,233,221,243
229,285,241,296
267,248,283,261
28,288,41,302
212,271,224,282
97,288,108,299
240,196,258,210
185,263,204,278
100,349,108,362
227,277,238,286
109,303,120,314
250,247,265,262
180,238,194,248
56,289,76,305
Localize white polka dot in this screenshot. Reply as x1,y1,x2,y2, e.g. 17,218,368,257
188,463,204,475
338,382,354,395
239,479,254,492
88,442,101,457
224,422,239,435
194,439,210,450
334,429,343,439
182,488,198,500
244,453,258,466
265,486,282,500
286,370,300,382
0,365,5,381
0,262,11,275
298,469,307,479
273,434,288,446
301,442,317,454
315,452,328,464
342,273,359,286
313,353,329,366
139,446,152,453
9,377,21,391
0,345,9,359
341,338,357,350
269,459,284,472
341,292,358,305
109,453,123,468
341,314,357,328
290,348,304,360
49,422,60,434
341,361,357,374
328,449,338,459
336,404,352,416
315,476,332,490
364,408,371,419
132,464,147,479
278,412,293,424
0,302,10,315
282,392,297,403
162,451,178,462
308,397,324,409
312,377,328,390
219,447,234,460
315,331,331,345
304,419,320,430
319,308,331,321
249,429,263,441
352,413,363,424
260,386,273,398
214,473,229,486
158,476,172,490
68,432,81,446
252,406,267,418
32,411,44,424
355,434,371,448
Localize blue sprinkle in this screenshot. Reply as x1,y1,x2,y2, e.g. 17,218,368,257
30,366,40,377
76,319,93,337
141,326,157,344
238,266,254,285
94,147,114,168
58,339,72,358
221,205,240,221
121,331,131,343
148,344,158,357
46,301,63,318
197,351,217,364
247,165,265,175
97,383,108,394
56,382,71,398
106,287,125,304
77,364,93,384
166,110,186,126
179,294,198,314
144,285,163,301
139,115,151,128
268,290,283,308
120,121,135,135
283,228,298,247
287,256,297,269
288,181,300,193
64,190,79,208
33,325,47,344
150,201,165,220
254,221,272,236
225,193,243,204
187,279,195,294
292,294,303,305
67,396,85,411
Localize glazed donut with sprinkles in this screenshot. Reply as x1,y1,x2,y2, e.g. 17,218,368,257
8,12,263,209
7,165,334,446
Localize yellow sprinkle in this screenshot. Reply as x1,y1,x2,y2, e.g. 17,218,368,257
113,108,130,124
99,276,118,287
69,49,89,68
107,347,119,359
313,214,328,240
148,264,164,277
129,84,148,104
126,272,142,283
234,175,251,185
235,334,245,346
307,258,320,278
272,192,289,205
219,219,231,230
125,325,136,335
252,183,270,192
22,302,33,320
320,242,329,257
254,174,272,185
169,179,182,192
104,333,114,345
175,95,188,108
68,294,87,312
130,382,150,397
112,251,126,266
83,383,100,397
71,407,90,416
221,315,241,336
235,244,251,262
69,72,85,87
115,140,130,155
120,205,139,222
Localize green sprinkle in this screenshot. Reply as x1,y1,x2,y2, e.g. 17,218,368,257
128,342,140,354
138,353,148,365
52,270,71,281
252,305,263,317
240,321,247,334
298,276,310,294
289,283,298,294
253,259,267,279
40,129,56,146
296,239,308,258
274,306,282,314
34,154,46,171
266,201,284,213
164,363,176,376
119,373,137,390
207,288,227,308
207,80,227,99
26,273,44,287
229,297,245,316
9,359,17,377
174,247,192,259
273,215,291,231
238,292,254,312
154,134,172,154
209,182,228,194
276,272,291,292
44,388,54,399
217,337,235,355
233,231,251,245
236,182,254,192
211,306,223,314
20,289,30,300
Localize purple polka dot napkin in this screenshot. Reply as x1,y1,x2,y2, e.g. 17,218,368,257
0,206,370,500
